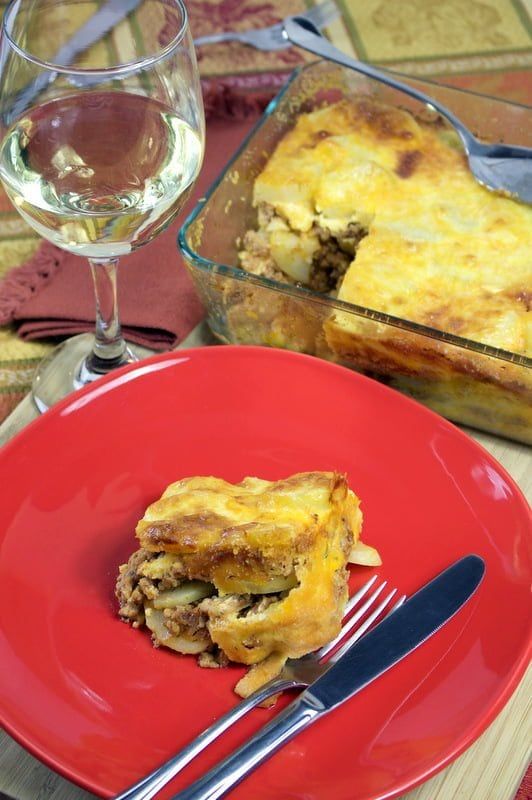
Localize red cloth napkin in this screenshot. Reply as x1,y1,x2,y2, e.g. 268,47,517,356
0,118,255,349
9,233,203,350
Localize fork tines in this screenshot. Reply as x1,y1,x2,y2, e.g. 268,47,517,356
318,575,407,661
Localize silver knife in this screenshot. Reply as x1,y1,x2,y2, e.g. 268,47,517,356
171,554,485,800
4,0,142,124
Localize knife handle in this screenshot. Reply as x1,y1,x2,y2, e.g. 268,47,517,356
2,0,142,126
171,695,321,800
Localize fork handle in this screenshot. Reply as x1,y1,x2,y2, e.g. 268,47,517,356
114,677,297,800
193,33,243,46
171,695,320,800
283,18,472,146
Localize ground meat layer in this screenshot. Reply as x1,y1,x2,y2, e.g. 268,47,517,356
309,223,367,293
239,204,368,295
239,229,291,283
115,548,158,626
116,548,285,666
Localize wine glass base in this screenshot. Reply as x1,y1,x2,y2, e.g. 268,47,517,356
31,333,154,413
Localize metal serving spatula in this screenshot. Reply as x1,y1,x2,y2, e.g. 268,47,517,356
283,16,532,205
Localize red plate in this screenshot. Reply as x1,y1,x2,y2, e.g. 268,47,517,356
0,346,530,800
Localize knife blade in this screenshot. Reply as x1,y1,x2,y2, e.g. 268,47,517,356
170,554,485,800
3,0,142,124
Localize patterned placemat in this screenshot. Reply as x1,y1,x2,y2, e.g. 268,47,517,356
0,0,531,423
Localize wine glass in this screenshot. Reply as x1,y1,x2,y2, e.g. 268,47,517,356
0,0,205,412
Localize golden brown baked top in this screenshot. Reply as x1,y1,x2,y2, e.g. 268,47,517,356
117,471,380,697
246,98,531,356
136,472,364,593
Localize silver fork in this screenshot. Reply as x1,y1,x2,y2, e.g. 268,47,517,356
115,575,406,800
193,0,338,51
283,15,532,203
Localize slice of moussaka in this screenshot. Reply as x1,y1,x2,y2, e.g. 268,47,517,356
116,472,380,697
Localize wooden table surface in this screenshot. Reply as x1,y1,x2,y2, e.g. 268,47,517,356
0,323,530,800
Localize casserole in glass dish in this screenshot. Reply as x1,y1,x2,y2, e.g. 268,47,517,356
178,61,531,444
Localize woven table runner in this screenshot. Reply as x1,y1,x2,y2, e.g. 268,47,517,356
0,0,531,423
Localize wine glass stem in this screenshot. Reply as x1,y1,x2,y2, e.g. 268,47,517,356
86,257,130,373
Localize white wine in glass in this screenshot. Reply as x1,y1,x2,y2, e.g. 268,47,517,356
0,0,205,411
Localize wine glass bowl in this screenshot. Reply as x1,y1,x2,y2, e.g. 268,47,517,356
0,0,205,410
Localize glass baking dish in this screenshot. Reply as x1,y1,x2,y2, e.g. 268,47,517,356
178,61,531,444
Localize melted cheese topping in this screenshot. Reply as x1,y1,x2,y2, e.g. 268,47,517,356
136,472,364,595
253,99,532,356
131,472,380,694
